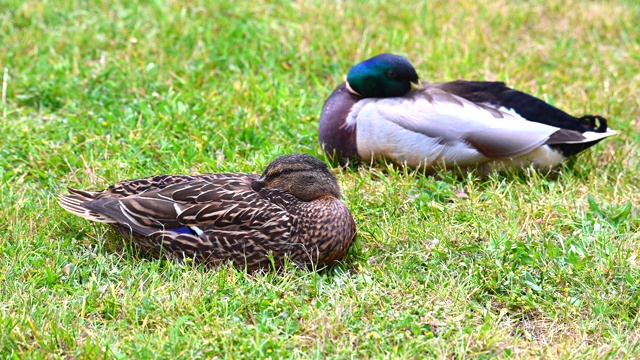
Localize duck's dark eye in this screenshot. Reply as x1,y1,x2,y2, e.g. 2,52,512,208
281,168,293,174
386,69,398,79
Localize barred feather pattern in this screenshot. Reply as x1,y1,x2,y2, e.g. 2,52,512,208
59,171,356,272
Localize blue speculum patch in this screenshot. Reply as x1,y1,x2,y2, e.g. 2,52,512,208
171,227,194,235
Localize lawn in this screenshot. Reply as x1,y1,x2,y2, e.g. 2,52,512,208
1,0,639,358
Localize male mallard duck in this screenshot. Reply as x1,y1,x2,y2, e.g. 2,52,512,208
59,154,356,272
319,53,617,173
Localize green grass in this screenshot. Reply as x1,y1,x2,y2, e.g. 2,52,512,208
1,0,640,358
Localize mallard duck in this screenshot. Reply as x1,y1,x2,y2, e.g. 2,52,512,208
59,154,357,272
319,53,617,173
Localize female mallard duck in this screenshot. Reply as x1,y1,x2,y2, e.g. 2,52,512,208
319,53,617,173
59,154,357,272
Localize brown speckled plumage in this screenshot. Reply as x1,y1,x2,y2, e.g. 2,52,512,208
59,154,357,271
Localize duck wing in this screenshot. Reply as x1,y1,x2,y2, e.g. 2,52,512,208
349,86,580,161
60,174,290,238
435,80,609,133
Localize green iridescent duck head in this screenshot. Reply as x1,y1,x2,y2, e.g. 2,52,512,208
346,53,420,98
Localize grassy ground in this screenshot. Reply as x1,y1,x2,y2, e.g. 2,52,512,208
1,0,639,358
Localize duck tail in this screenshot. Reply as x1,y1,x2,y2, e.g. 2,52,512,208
547,127,618,157
560,114,618,155
58,188,116,223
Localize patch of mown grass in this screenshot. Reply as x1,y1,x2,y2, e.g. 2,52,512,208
1,0,639,358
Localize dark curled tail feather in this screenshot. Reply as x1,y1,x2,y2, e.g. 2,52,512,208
578,115,608,132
